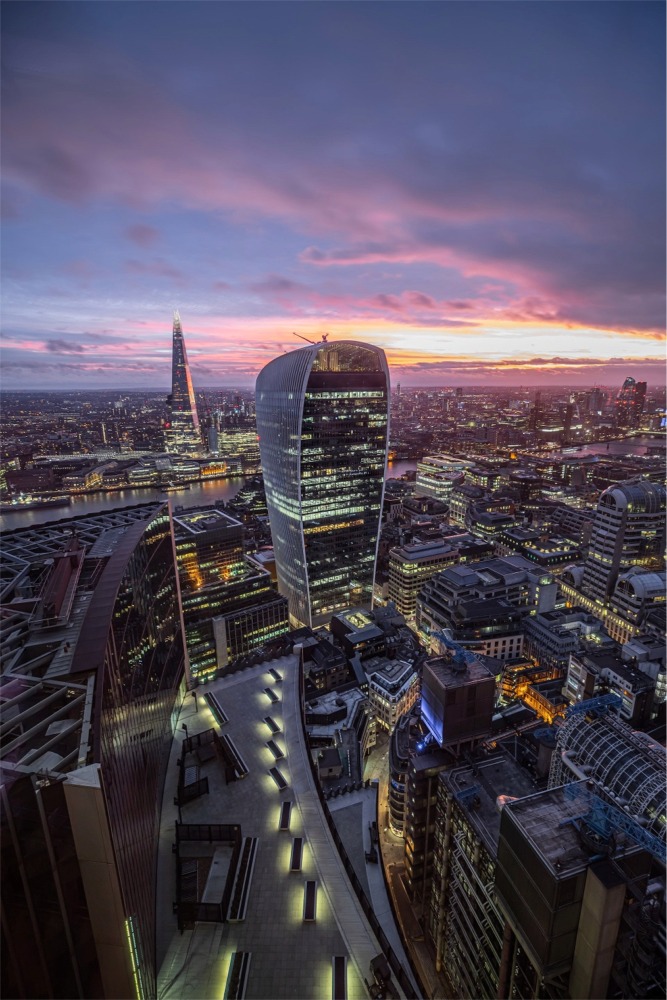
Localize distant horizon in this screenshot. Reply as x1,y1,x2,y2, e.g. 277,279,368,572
2,377,665,395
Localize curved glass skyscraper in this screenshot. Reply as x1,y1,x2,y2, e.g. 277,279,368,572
167,311,202,454
256,341,390,628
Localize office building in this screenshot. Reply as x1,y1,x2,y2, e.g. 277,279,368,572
522,608,609,675
172,506,289,681
387,538,458,622
305,686,376,782
495,784,661,1000
256,340,390,627
615,376,647,428
416,555,557,658
173,507,246,589
365,656,420,733
580,479,665,603
428,753,537,998
449,483,486,527
166,311,202,454
388,710,422,835
1,504,185,999
563,649,655,725
420,644,496,753
415,455,466,504
495,526,581,572
423,733,665,1000
179,564,288,681
610,567,666,628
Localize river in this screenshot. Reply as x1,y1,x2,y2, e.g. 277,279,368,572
561,435,665,458
386,460,418,479
1,461,421,533
0,477,248,533
4,440,657,533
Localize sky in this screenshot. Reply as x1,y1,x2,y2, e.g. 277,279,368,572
2,1,665,390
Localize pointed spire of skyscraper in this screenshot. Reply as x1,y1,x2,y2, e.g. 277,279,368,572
166,311,201,455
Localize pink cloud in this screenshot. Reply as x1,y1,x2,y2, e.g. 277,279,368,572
125,223,159,247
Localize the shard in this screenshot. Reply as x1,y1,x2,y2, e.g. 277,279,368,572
167,311,201,454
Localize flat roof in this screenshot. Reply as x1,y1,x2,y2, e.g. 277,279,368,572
157,655,403,999
424,654,495,688
502,784,632,876
443,752,538,857
172,508,242,534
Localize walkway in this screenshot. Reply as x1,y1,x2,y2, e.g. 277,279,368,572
156,654,408,999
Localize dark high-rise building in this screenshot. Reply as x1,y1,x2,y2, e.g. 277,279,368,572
615,376,647,428
1,504,185,1000
529,389,542,431
166,311,201,454
587,386,606,416
256,340,390,628
495,784,662,1000
420,649,496,753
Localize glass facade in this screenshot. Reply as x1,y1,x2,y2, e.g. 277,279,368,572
71,507,185,999
256,341,390,627
167,312,202,454
181,570,288,679
173,509,246,591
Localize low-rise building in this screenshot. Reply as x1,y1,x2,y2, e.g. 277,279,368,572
523,607,609,675
365,656,420,733
415,454,468,503
416,555,558,648
563,648,656,725
387,538,459,622
304,687,376,781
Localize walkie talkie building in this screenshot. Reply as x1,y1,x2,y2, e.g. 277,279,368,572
256,341,390,628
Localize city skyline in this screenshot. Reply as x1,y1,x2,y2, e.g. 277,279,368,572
2,2,665,390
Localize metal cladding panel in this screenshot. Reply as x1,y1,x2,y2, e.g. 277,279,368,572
256,341,389,628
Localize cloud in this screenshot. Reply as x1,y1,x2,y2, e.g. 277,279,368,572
125,223,159,247
44,338,86,353
446,300,474,311
124,258,186,283
1,1,664,370
407,292,437,309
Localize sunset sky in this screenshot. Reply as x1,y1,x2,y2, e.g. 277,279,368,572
2,1,665,389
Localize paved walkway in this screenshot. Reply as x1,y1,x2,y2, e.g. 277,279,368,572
156,656,411,999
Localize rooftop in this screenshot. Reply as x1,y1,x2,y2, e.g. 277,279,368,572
443,751,539,856
501,783,641,877
172,507,242,535
423,653,496,688
157,655,409,999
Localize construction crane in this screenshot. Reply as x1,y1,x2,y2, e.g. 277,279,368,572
565,693,622,718
562,781,666,863
291,331,329,345
426,627,482,671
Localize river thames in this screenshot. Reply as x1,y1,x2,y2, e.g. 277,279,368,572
0,460,420,532
2,441,661,532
